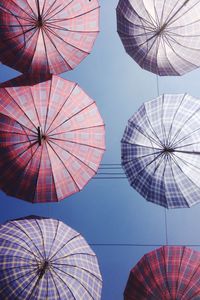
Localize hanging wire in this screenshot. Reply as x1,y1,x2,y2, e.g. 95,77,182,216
93,163,127,179
89,243,200,247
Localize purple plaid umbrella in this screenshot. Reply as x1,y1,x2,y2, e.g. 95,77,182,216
117,0,200,76
121,93,200,208
124,246,200,300
0,216,102,299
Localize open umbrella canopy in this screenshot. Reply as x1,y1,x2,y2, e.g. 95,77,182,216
0,74,105,203
121,93,200,208
0,215,102,300
116,0,200,76
124,246,200,300
0,0,99,75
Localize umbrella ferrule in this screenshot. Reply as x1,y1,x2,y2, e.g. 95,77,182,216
37,126,42,146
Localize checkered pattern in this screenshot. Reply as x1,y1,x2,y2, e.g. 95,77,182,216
0,0,99,75
124,246,200,300
121,93,200,208
0,216,102,300
117,0,200,76
0,75,105,203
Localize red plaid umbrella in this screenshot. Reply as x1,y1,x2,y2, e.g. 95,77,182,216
124,246,200,300
0,0,99,75
0,75,105,202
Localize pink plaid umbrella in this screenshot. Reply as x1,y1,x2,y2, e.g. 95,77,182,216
0,75,105,203
124,246,200,300
0,0,99,75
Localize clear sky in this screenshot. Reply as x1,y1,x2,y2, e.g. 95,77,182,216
1,1,200,299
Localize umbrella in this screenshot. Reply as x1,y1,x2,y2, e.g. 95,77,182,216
124,246,200,300
116,0,200,76
0,0,99,75
121,93,200,208
0,74,105,202
0,215,102,299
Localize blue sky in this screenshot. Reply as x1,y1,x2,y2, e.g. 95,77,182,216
1,0,200,299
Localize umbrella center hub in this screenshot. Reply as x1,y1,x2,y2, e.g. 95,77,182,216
156,23,167,36
163,147,174,153
36,15,44,28
39,260,51,277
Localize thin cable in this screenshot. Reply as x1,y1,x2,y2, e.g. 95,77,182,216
164,208,169,245
156,74,160,96
89,243,200,247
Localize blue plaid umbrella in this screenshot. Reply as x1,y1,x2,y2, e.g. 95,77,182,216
121,93,200,208
0,216,102,299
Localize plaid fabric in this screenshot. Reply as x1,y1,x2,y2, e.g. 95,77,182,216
117,0,200,76
121,93,200,208
0,0,99,76
124,246,200,300
0,75,105,203
0,216,102,300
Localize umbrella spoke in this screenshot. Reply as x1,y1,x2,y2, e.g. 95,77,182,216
47,101,95,135
52,265,97,300
48,234,81,261
44,25,90,54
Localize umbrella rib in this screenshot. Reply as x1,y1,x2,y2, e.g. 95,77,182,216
42,0,60,19
0,1,36,20
160,35,180,75
168,155,190,207
129,152,164,184
45,82,77,134
170,105,200,146
3,89,37,132
0,268,39,294
122,150,162,166
161,247,174,298
43,0,73,20
49,267,77,300
178,255,200,298
40,28,51,75
46,5,99,23
0,264,38,273
49,135,105,151
53,252,96,262
167,94,187,147
46,140,81,193
47,101,96,136
48,234,81,261
121,140,161,151
123,123,161,148
43,68,53,133
0,233,40,262
48,124,105,136
175,246,186,298
165,34,200,63
143,104,164,146
46,23,99,34
46,220,60,260
35,219,47,260
10,223,45,260
53,263,102,283
0,254,37,264
29,86,42,130
31,143,52,203
143,253,166,299
44,25,90,54
48,139,98,173
167,0,200,28
52,265,97,300
48,267,62,300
